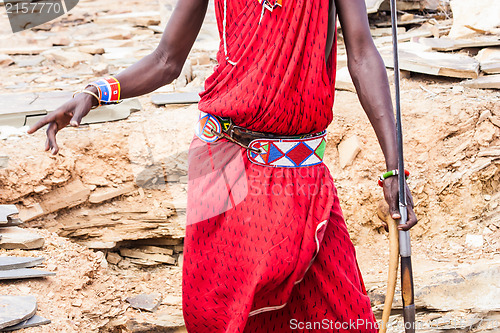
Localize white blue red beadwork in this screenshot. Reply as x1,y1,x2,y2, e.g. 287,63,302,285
247,133,327,168
93,77,120,104
195,112,222,143
258,0,282,12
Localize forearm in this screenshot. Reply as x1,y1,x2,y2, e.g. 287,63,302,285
115,51,181,99
84,48,181,107
87,0,208,102
348,47,398,171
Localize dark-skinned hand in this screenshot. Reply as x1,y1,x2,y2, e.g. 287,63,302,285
27,91,96,154
382,176,418,231
27,0,210,153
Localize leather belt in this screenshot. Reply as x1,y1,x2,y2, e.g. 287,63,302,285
195,112,327,168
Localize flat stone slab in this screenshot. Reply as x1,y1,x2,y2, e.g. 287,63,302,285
126,293,162,312
415,262,500,311
1,219,22,228
24,98,142,128
0,216,22,228
0,296,37,329
1,315,50,331
0,227,44,250
0,206,18,224
477,47,500,74
418,36,500,52
151,93,200,106
88,184,136,204
126,312,186,333
14,56,45,68
0,92,142,127
120,248,176,265
0,156,8,169
381,48,480,79
0,257,44,271
338,135,361,168
462,74,500,90
365,0,384,13
0,268,55,281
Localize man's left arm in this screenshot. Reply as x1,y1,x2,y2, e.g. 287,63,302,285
335,0,417,230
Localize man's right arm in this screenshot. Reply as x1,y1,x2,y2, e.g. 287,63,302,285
29,0,209,153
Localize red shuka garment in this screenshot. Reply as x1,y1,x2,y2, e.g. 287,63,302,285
183,0,378,332
198,0,336,135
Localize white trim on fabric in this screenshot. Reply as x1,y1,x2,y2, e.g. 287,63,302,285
223,0,237,65
294,220,328,285
248,220,329,317
315,220,328,253
248,302,288,317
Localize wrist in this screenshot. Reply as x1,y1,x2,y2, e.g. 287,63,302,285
73,91,96,108
79,95,96,111
386,163,398,172
84,85,100,107
385,156,398,171
378,169,410,187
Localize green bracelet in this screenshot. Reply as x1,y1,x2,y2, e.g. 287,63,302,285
378,169,410,187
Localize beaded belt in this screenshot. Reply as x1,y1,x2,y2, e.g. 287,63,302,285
195,112,327,168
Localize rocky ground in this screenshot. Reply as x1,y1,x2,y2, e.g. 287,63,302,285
0,0,499,332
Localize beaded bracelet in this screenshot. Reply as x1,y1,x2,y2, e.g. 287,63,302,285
378,169,410,187
88,76,122,105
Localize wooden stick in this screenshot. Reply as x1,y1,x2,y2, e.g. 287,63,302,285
378,205,400,333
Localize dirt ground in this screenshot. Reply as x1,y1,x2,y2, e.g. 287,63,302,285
0,0,499,332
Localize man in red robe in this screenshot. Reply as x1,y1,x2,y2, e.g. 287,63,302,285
30,0,418,331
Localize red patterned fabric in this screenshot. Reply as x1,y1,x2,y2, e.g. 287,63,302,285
183,0,377,332
198,0,337,136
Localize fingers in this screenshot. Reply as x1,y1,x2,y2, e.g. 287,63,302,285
29,98,90,154
70,103,86,127
384,180,401,220
404,182,414,206
28,112,57,134
382,177,419,230
398,182,417,230
46,122,59,155
389,199,401,220
398,205,418,231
